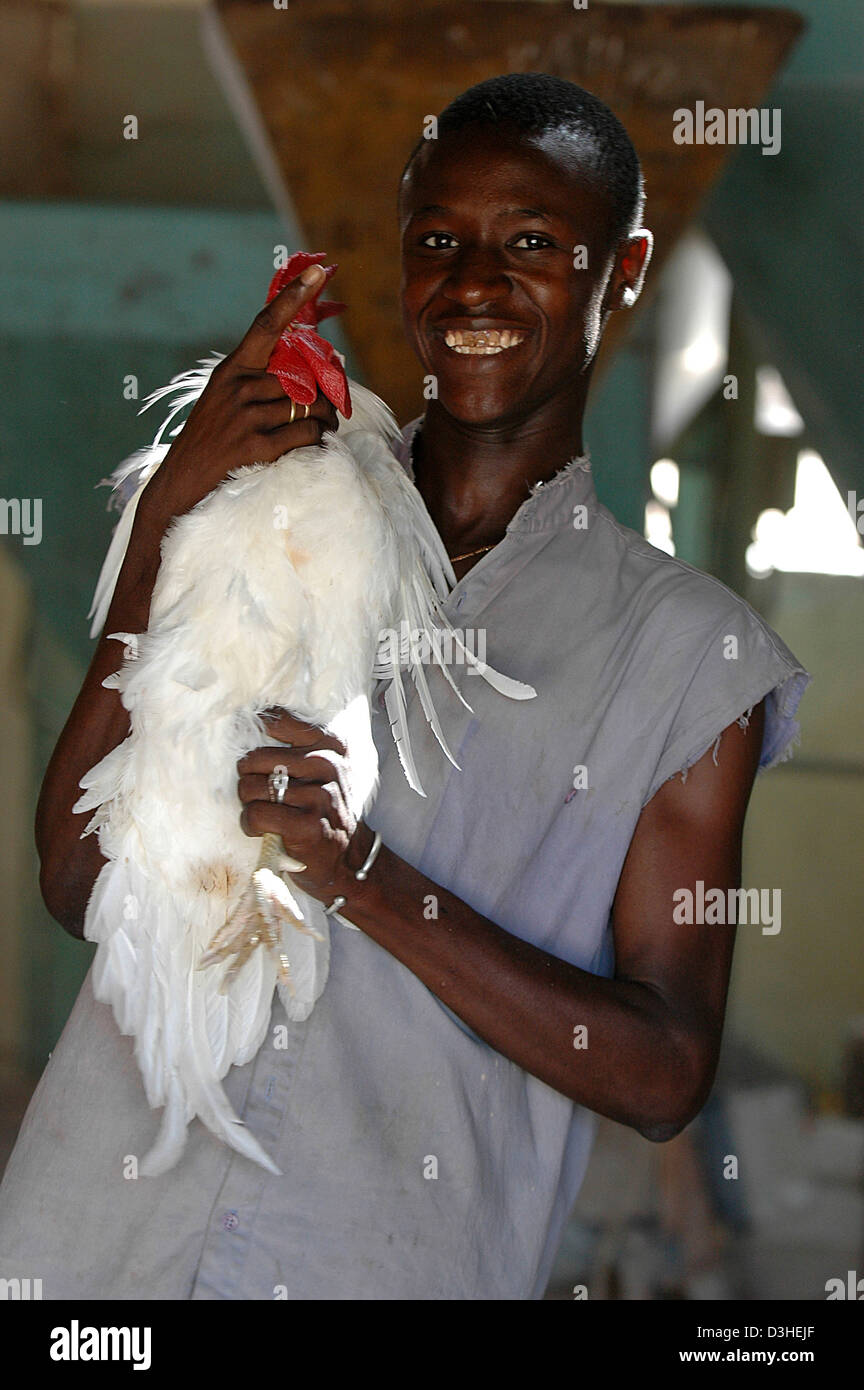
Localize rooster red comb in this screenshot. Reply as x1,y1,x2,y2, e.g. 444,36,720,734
265,251,351,418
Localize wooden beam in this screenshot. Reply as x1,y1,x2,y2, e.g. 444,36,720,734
0,0,74,198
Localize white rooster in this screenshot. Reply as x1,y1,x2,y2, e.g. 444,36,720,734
74,254,535,1178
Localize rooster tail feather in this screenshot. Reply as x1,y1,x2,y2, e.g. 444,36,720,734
383,662,425,796
138,1079,191,1177
192,1077,282,1176
408,573,474,712
400,579,461,771
447,629,537,700
88,480,152,639
186,984,282,1176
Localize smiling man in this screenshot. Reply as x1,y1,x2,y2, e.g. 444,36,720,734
1,73,809,1301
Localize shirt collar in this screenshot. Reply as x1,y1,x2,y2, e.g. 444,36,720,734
394,416,597,536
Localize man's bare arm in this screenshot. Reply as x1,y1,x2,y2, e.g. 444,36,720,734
314,700,767,1139
35,520,162,936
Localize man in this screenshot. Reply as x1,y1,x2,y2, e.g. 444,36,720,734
0,74,808,1299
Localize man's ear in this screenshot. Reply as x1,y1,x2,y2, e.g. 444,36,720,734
605,230,654,311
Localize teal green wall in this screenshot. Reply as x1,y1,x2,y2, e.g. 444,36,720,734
584,333,653,534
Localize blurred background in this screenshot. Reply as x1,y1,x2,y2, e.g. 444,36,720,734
0,0,862,1299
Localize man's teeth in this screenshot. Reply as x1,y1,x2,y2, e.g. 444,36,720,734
442,329,525,354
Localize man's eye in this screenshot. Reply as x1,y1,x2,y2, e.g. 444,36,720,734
511,233,553,250
419,232,457,249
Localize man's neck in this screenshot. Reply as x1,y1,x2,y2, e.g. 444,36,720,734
412,397,588,553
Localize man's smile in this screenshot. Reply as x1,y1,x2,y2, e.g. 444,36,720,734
431,320,531,360
442,327,527,354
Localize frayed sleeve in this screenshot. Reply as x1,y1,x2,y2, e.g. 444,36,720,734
643,602,811,807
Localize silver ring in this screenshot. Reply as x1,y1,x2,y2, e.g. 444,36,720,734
268,767,290,804
324,895,346,916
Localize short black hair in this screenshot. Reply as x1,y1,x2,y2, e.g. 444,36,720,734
400,72,645,249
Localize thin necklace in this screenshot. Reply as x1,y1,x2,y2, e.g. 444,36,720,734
449,540,501,563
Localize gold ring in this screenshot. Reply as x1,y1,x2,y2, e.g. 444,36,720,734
302,402,311,419
288,399,297,424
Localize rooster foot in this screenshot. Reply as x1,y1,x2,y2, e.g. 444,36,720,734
199,836,324,997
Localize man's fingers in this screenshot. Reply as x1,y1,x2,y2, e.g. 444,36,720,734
238,775,344,818
248,417,327,462
231,263,326,371
254,710,347,755
233,372,291,402
240,802,315,843
250,393,338,434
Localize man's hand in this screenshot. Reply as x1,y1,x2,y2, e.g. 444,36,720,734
236,710,375,902
137,264,339,534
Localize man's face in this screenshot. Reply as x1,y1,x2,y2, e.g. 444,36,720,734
399,125,623,428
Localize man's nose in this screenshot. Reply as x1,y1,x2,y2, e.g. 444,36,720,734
442,246,511,306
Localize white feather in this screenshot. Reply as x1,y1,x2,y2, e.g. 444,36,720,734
78,356,536,1175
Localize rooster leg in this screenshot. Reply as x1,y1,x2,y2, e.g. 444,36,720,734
198,875,257,970
199,834,323,996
